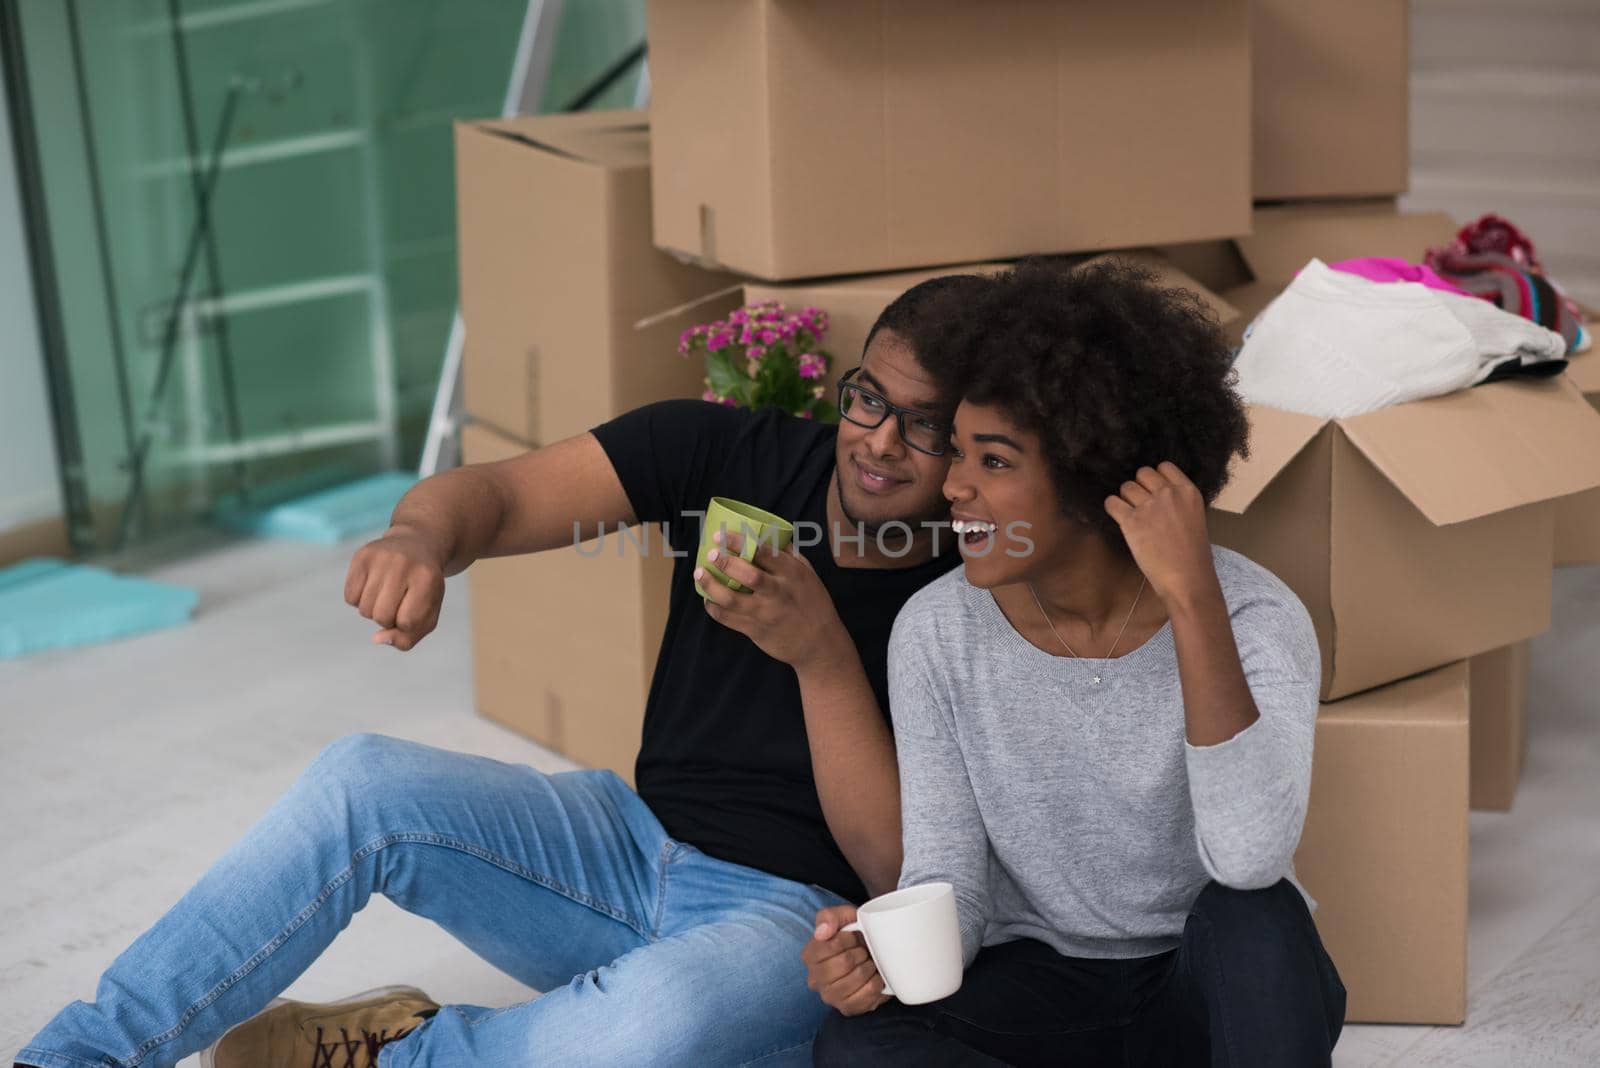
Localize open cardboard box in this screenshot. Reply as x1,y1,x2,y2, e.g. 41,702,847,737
1201,205,1600,698
1297,661,1469,1024
1210,375,1600,700
455,110,739,446
648,0,1250,280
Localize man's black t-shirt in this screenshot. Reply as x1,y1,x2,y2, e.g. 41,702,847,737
590,399,958,903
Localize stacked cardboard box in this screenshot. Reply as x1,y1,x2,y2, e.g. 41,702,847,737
453,111,737,777
452,2,1591,1031
454,111,739,447
648,0,1252,279
1294,663,1470,1024
1251,1,1410,201
1196,203,1600,1021
1291,645,1536,1022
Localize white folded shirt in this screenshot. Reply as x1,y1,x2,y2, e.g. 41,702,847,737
1232,258,1568,418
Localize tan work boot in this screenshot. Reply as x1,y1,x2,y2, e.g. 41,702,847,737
203,985,439,1068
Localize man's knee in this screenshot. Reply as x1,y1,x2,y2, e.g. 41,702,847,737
298,732,418,813
310,729,425,780
312,731,401,772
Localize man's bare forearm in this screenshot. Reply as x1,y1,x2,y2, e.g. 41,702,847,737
386,466,510,577
795,634,904,899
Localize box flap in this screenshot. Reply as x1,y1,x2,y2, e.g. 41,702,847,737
1212,404,1329,514
1237,207,1460,285
470,109,649,169
1337,377,1600,526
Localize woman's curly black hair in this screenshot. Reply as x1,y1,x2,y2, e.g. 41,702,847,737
912,257,1249,552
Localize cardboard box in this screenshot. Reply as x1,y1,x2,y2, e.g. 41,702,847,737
744,252,1238,393
648,0,1251,280
1469,641,1531,812
1252,1,1410,201
1209,203,1600,585
455,110,739,446
1295,662,1469,1025
1210,205,1600,697
1210,376,1600,699
462,422,674,783
1555,354,1600,566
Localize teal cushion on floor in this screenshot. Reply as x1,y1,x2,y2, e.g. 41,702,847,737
216,471,418,545
0,558,200,658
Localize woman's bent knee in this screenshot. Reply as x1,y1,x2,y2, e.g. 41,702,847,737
811,1008,921,1067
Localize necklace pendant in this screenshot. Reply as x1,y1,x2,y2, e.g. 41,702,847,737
1091,674,1102,685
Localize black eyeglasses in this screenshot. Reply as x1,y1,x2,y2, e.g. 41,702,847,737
837,368,953,456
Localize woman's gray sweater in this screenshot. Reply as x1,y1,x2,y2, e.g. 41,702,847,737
890,546,1321,965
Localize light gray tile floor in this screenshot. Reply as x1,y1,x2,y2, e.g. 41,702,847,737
3,535,1597,1066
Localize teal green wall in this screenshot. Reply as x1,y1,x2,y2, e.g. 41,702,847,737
0,41,63,540
14,0,643,551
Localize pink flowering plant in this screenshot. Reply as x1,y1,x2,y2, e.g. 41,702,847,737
679,301,838,422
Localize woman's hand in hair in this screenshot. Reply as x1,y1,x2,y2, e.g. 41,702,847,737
1104,462,1221,611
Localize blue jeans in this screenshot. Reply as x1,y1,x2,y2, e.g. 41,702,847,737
20,734,846,1068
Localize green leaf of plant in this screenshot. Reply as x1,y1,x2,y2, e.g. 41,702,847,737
705,349,749,404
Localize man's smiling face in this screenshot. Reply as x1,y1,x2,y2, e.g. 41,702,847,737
832,329,956,536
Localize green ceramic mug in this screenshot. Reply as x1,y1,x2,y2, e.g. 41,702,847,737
696,497,795,598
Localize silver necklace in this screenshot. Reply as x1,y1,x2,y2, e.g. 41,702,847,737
1028,575,1147,685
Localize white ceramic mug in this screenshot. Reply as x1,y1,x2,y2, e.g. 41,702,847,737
841,881,963,1005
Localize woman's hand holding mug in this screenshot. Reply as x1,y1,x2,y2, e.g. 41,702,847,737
803,905,891,1017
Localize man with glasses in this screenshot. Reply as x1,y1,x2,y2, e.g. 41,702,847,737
16,274,988,1068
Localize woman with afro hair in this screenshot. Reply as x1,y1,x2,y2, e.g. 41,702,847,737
805,259,1347,1066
